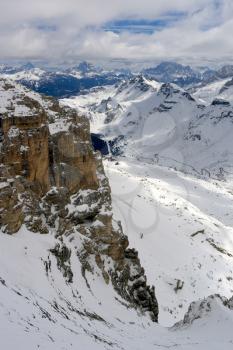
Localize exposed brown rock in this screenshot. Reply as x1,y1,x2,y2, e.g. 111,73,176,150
0,111,49,194
0,78,159,322
50,118,98,193
0,180,24,233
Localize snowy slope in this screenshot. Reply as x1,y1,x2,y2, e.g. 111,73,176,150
193,78,231,105
218,79,233,103
193,76,233,106
62,75,233,178
61,75,233,329
104,158,233,326
1,227,233,349
61,75,166,139
0,227,150,349
2,67,46,82
1,76,233,348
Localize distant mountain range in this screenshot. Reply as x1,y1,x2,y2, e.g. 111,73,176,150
142,61,233,87
0,61,131,98
1,60,233,98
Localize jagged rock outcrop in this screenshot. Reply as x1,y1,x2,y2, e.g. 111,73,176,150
49,109,99,193
0,101,49,193
173,294,233,329
0,78,158,322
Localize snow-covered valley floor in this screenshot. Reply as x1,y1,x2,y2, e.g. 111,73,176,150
104,157,233,327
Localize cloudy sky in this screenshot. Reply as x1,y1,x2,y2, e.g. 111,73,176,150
0,0,233,63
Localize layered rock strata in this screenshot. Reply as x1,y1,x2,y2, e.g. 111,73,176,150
0,78,158,322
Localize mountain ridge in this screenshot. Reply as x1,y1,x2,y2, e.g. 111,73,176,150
1,68,233,348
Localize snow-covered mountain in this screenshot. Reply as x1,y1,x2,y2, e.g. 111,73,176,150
193,76,233,106
1,72,233,348
0,61,131,98
0,62,36,74
62,75,233,178
215,65,233,80
2,226,233,349
192,78,232,104
0,78,160,348
2,60,233,99
3,67,46,82
1,228,233,350
142,61,233,88
142,61,201,87
65,61,104,78
61,75,233,332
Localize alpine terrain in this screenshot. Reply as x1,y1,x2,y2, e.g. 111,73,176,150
1,64,233,349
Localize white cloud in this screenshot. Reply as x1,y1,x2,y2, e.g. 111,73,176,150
0,0,232,63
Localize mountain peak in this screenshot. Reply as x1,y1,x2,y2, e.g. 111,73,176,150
20,62,35,71
77,61,95,73
142,61,199,87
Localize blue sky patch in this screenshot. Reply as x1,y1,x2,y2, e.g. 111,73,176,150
103,11,187,34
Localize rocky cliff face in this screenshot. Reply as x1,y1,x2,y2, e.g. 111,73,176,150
0,78,158,322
